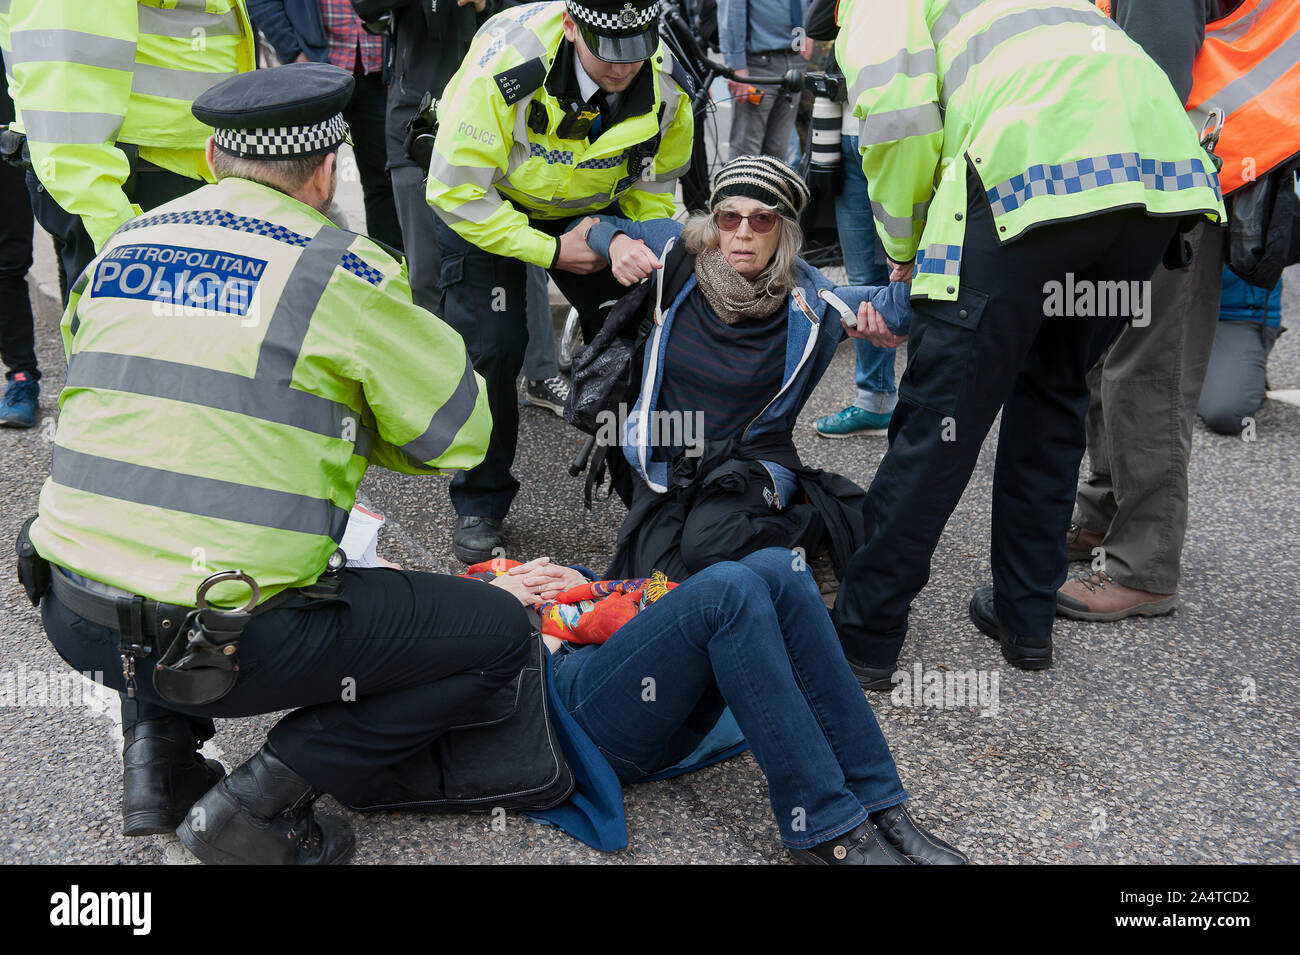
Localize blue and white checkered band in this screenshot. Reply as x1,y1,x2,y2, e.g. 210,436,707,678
566,0,660,31
213,114,349,159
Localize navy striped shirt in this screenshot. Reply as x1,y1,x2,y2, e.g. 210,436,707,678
654,286,788,460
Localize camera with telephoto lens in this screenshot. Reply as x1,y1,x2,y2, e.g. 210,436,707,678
802,71,846,104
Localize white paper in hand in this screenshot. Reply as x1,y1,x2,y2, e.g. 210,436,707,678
340,504,385,568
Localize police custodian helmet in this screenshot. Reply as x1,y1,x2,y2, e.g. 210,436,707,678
566,0,661,64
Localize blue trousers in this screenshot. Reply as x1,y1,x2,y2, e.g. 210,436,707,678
551,548,907,848
836,135,896,414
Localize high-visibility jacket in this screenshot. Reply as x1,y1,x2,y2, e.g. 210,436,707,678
30,177,491,608
1,0,256,251
1185,0,1300,196
836,0,1227,301
426,1,694,268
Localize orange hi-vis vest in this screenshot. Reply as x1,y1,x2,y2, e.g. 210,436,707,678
1186,0,1300,195
1096,0,1300,196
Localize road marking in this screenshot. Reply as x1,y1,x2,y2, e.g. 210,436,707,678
1267,389,1300,407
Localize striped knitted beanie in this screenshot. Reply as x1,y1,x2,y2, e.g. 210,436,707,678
708,155,810,219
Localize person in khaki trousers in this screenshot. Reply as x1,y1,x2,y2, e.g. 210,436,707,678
1060,0,1222,622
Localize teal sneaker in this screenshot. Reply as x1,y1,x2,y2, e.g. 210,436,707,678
0,372,39,428
815,404,891,438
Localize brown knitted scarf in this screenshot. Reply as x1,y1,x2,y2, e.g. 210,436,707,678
693,247,788,325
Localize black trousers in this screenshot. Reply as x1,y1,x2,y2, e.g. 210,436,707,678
433,213,626,518
344,71,402,251
27,165,199,304
833,166,1179,668
41,568,533,804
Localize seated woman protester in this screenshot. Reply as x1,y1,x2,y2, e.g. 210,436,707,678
571,156,911,582
485,548,967,865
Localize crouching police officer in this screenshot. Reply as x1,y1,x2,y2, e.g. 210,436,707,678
425,0,694,562
19,64,538,864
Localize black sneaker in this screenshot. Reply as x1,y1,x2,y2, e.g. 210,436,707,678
523,376,569,417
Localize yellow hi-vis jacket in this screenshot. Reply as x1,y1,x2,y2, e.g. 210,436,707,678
31,177,491,608
1,0,255,251
835,0,1226,301
426,1,694,268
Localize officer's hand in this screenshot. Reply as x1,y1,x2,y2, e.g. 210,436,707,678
609,233,662,286
888,257,915,282
852,300,908,349
457,0,487,11
556,219,608,274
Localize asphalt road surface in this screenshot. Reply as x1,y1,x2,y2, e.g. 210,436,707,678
2,156,1296,865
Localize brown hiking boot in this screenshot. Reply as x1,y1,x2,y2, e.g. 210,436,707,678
810,549,840,610
1066,523,1104,561
1057,570,1178,622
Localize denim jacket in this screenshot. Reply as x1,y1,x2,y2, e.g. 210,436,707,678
582,215,911,496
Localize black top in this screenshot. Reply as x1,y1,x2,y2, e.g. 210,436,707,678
654,286,788,460
1111,0,1207,103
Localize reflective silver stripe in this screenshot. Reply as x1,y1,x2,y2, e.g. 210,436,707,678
400,352,479,463
548,191,616,210
930,0,986,46
66,351,362,445
435,192,505,225
654,160,689,181
859,102,942,145
255,228,355,384
847,47,938,110
131,62,238,101
944,6,1118,100
5,29,135,70
871,198,928,238
21,109,122,144
635,177,676,193
1196,25,1300,117
1212,0,1281,44
428,151,497,191
52,445,350,540
137,5,243,39
497,17,548,60
0,0,11,16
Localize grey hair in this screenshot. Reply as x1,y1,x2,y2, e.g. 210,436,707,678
209,148,330,197
680,196,803,295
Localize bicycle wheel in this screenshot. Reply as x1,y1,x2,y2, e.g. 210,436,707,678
557,306,583,373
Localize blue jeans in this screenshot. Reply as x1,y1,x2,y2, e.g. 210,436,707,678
836,135,897,414
551,548,907,848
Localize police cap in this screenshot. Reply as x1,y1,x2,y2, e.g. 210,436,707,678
193,63,355,160
566,0,661,64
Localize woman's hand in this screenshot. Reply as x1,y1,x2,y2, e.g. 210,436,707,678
609,233,662,286
846,301,908,349
506,558,588,601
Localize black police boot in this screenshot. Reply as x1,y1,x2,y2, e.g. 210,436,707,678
453,515,504,564
175,744,355,865
122,717,225,837
969,584,1052,670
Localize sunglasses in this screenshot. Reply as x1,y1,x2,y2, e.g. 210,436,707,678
713,210,780,234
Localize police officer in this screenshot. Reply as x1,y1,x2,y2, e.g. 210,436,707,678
2,0,256,299
426,0,695,562
26,64,543,864
829,0,1226,683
